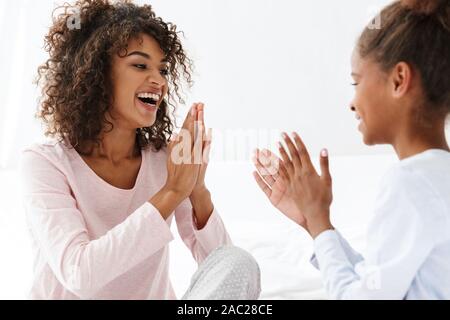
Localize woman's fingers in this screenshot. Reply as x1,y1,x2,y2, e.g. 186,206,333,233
253,171,272,198
282,132,302,169
202,128,212,164
192,117,204,165
182,103,197,129
195,103,205,142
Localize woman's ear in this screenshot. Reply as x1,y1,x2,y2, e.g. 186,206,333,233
390,61,413,98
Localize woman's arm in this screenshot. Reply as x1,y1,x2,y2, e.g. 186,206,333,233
20,150,175,299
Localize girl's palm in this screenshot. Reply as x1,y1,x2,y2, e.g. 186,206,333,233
253,149,306,227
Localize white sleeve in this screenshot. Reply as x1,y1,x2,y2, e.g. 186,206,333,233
310,229,364,269
313,167,446,300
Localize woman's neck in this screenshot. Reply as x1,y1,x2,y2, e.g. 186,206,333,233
80,126,139,162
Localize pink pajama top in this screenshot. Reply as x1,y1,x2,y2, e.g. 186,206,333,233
19,139,231,300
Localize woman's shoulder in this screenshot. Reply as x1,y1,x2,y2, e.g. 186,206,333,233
21,138,74,172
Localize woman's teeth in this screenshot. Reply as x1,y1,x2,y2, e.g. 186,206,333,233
137,92,161,100
137,92,161,105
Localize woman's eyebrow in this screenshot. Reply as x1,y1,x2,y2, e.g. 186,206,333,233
126,51,168,63
127,51,151,59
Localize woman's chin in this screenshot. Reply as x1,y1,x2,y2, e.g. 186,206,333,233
135,115,157,129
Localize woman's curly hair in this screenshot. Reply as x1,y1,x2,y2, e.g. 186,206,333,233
37,0,193,152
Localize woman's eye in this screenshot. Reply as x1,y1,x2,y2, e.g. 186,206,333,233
134,64,147,70
351,82,358,86
160,69,169,76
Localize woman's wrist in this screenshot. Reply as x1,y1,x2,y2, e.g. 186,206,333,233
189,187,214,229
190,184,209,199
149,186,187,219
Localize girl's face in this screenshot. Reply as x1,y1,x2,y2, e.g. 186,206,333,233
350,50,398,145
109,34,169,129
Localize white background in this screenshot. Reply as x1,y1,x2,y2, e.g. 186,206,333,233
0,0,448,299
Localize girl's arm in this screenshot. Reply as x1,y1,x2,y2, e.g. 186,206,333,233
311,168,444,299
276,133,444,299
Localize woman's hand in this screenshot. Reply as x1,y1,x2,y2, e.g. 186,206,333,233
149,114,202,219
165,104,203,198
277,132,334,239
252,149,307,228
190,103,212,196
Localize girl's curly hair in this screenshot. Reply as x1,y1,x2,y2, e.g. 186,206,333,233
37,0,193,152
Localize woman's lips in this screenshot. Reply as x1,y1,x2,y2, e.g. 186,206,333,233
136,97,157,113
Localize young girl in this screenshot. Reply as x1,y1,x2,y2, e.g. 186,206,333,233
253,0,450,299
20,0,260,300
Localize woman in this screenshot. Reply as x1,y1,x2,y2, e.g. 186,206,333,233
254,0,450,299
21,0,260,300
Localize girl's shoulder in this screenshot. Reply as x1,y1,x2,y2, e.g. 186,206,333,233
376,149,450,222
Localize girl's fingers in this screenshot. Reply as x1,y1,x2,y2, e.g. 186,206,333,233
282,132,302,169
319,148,332,182
292,132,315,172
253,171,272,198
252,150,276,186
278,160,289,182
278,141,294,176
260,149,281,176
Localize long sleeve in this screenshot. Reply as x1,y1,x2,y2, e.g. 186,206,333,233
20,150,174,299
175,199,232,264
312,167,447,300
310,230,364,269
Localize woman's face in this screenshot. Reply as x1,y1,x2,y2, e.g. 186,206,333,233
350,50,398,145
109,33,169,129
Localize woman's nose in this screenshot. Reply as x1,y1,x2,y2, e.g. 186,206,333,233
147,73,165,87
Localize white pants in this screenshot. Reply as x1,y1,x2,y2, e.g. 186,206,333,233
182,246,261,300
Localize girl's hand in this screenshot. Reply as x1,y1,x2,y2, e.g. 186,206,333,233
252,149,307,228
277,132,334,238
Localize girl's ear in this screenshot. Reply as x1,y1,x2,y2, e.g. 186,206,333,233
390,61,413,98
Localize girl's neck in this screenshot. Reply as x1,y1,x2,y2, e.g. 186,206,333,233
392,119,449,160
